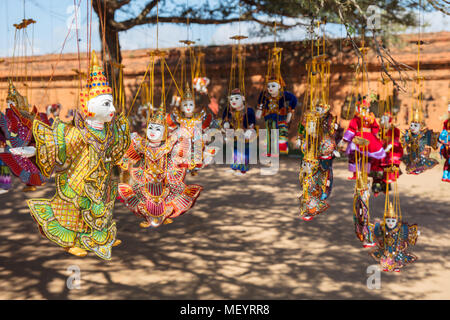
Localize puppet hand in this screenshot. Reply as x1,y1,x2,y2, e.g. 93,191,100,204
296,138,302,148
10,146,36,158
333,150,341,158
384,144,393,153
223,122,230,129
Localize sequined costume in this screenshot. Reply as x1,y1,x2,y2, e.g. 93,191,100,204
257,90,297,155
27,112,129,259
401,128,439,175
370,220,419,272
26,52,130,260
118,133,203,228
0,80,49,187
222,107,256,173
438,119,449,182
167,108,213,172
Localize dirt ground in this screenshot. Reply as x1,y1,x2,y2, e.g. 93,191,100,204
0,157,449,300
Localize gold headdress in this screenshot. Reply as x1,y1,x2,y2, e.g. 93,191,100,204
411,106,423,124
79,51,113,117
182,83,193,101
148,103,166,126
384,202,398,219
6,79,29,113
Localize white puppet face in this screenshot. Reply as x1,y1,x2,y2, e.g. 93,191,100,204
87,94,116,123
410,122,421,134
267,81,281,97
380,115,390,128
386,218,398,230
181,99,195,116
447,103,450,114
146,123,165,142
229,94,245,110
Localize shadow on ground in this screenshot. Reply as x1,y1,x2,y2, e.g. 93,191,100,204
0,158,449,299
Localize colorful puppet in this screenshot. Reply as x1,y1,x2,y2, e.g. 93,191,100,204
297,104,340,199
0,80,49,191
118,104,203,229
256,46,297,156
438,104,450,182
370,202,419,272
339,98,386,180
11,52,130,260
222,88,256,175
167,85,214,175
371,112,403,195
256,77,297,156
401,107,439,175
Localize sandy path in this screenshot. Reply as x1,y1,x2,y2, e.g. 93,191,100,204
0,158,448,299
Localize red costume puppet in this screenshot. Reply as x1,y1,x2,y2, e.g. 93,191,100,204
340,99,386,180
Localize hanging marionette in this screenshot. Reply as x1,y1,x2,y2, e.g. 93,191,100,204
297,102,340,200
401,106,439,175
338,98,386,180
221,35,256,175
371,112,404,196
370,198,419,272
167,84,215,174
11,51,130,259
222,88,256,175
438,103,450,182
0,80,50,192
256,46,297,156
118,104,203,228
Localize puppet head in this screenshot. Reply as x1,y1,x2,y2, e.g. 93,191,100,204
180,84,195,117
79,51,115,125
146,104,166,143
410,107,423,134
229,88,245,111
384,202,398,230
267,77,285,97
355,98,370,117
